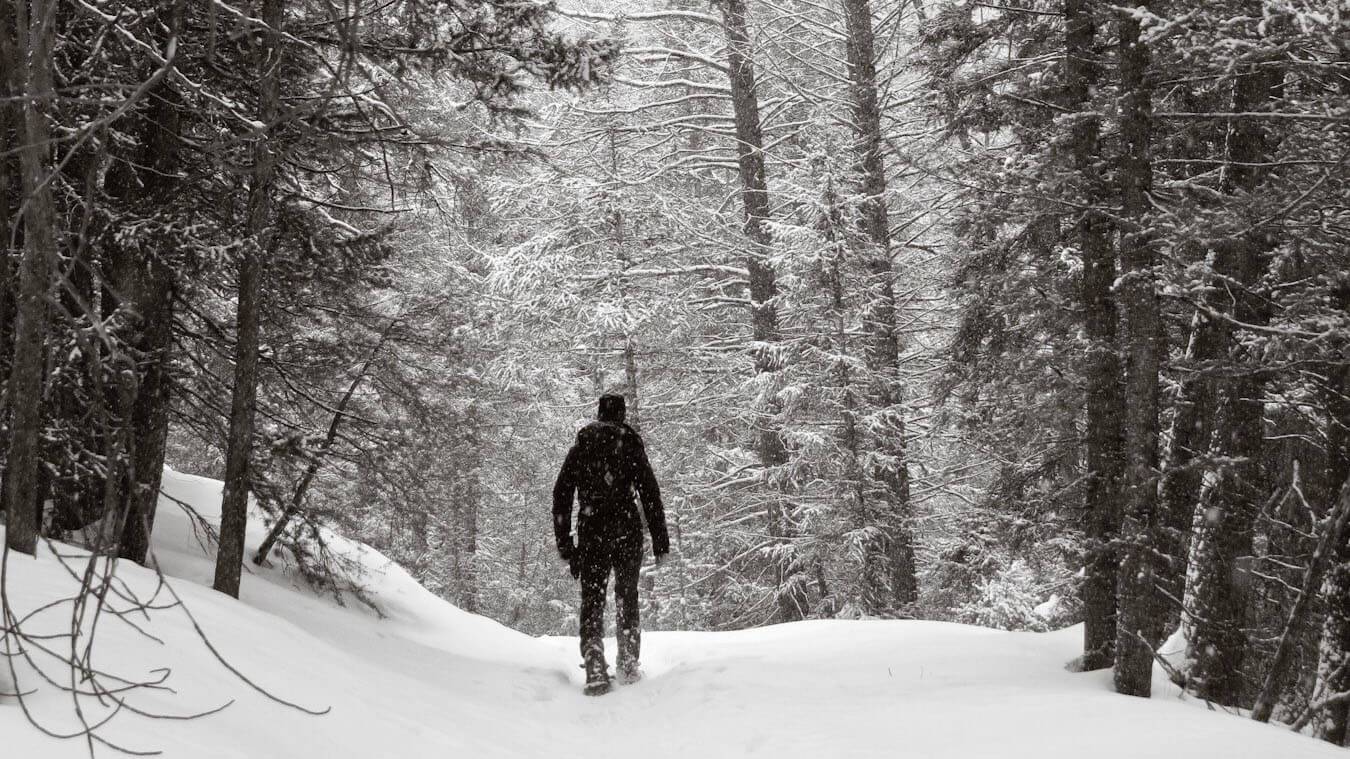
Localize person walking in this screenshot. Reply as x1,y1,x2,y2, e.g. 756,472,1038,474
553,393,669,695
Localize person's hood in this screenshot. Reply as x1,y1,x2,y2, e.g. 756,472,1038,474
597,393,626,424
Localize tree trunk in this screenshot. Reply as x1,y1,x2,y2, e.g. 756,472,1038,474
830,246,864,605
1066,0,1124,671
719,0,781,413
716,0,806,621
1314,282,1350,745
214,0,284,597
818,179,866,616
1112,0,1166,698
1184,243,1267,704
0,4,16,547
3,0,58,556
840,0,918,612
114,3,184,563
114,260,174,564
1157,307,1219,623
458,462,481,615
1185,58,1279,706
1316,524,1350,746
0,0,16,385
624,338,641,431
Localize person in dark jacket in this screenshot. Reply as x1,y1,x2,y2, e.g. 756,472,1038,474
553,393,669,694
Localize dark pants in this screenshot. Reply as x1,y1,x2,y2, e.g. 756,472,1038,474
578,535,643,667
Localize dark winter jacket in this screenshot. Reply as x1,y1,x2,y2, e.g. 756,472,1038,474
553,400,669,562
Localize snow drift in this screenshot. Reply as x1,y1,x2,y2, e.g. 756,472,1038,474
1,467,1341,758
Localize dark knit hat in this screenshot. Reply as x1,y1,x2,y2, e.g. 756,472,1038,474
597,393,626,423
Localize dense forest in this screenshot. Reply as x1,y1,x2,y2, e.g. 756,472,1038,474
1,0,1348,748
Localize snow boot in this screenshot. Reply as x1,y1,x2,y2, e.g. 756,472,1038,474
583,657,611,696
616,626,641,684
617,658,642,685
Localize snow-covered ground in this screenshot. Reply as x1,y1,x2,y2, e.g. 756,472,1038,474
2,467,1341,758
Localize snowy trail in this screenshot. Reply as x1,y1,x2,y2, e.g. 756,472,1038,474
3,468,1343,758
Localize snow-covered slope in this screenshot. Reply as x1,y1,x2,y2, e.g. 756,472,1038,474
2,468,1341,758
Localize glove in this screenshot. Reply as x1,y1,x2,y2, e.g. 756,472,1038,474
654,552,669,567
569,553,581,579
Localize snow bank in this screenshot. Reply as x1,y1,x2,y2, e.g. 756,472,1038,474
2,468,1340,758
150,467,546,665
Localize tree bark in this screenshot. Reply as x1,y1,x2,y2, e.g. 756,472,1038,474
1185,58,1279,706
1157,307,1219,622
818,179,867,616
1065,0,1124,671
0,0,16,384
114,0,185,564
1184,243,1267,703
3,0,58,556
715,0,806,621
1316,519,1350,746
0,6,16,550
624,338,641,431
458,456,481,615
840,0,918,612
214,0,284,597
718,0,780,396
113,259,174,564
1112,0,1166,698
1314,282,1350,745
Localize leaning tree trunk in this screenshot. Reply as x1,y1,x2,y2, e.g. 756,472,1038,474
1251,477,1350,724
252,326,391,566
214,0,284,597
840,0,918,612
1065,0,1125,671
1112,0,1167,698
3,0,58,556
716,0,807,621
1185,57,1279,707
